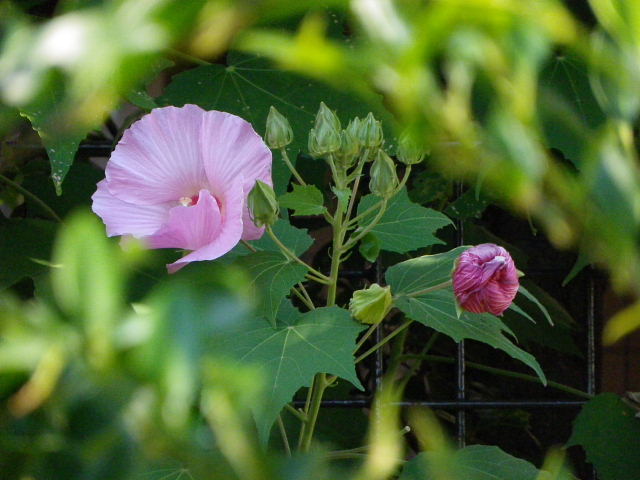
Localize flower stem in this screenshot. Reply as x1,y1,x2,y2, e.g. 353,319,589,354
353,323,379,353
277,415,292,456
279,148,307,186
355,319,413,364
343,199,387,250
167,48,210,65
398,280,453,298
266,226,330,283
0,174,62,223
284,403,307,422
402,353,593,399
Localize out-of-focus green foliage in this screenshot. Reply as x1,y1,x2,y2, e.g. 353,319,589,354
236,0,640,311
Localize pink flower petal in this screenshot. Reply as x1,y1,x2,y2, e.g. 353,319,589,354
200,111,272,198
91,180,170,237
165,182,245,273
147,189,222,251
105,105,209,205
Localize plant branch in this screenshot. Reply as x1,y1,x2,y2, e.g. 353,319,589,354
277,415,292,456
0,174,62,223
402,354,593,399
355,319,413,364
266,226,330,283
343,199,388,250
396,280,453,299
280,148,307,186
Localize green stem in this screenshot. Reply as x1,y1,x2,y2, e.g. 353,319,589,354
299,373,329,452
397,280,453,298
397,332,440,392
284,403,307,422
402,354,593,399
291,285,315,310
354,323,379,353
0,174,62,223
344,149,369,223
280,148,307,186
343,199,388,250
277,415,292,456
167,48,210,65
266,226,330,283
355,319,413,364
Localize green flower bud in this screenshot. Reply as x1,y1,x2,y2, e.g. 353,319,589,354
308,118,341,157
397,132,427,165
336,129,360,168
248,180,279,228
359,112,384,149
349,283,393,325
369,150,398,198
345,117,363,142
315,102,341,132
265,106,293,149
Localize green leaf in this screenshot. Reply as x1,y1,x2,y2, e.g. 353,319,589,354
252,218,314,256
518,284,553,326
19,77,89,194
399,445,543,480
359,232,381,262
444,189,491,220
562,251,590,286
215,305,365,442
224,218,314,262
538,52,606,164
0,218,57,289
332,186,351,215
567,393,640,480
357,188,451,254
278,184,327,216
233,251,308,324
158,51,395,194
386,248,546,384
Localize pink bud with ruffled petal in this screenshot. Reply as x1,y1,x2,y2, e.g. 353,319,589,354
91,105,272,273
452,243,519,316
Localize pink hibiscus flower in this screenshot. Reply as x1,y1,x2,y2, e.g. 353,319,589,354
92,104,272,273
452,243,519,316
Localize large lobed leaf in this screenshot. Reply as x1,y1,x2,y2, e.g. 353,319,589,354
158,51,396,194
233,251,308,325
357,188,452,254
567,393,640,480
214,305,365,442
399,445,543,480
386,247,546,384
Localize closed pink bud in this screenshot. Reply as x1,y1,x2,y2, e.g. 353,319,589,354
452,243,519,316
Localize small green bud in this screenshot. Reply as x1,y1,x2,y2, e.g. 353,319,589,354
359,112,384,149
369,150,398,198
315,102,341,132
308,120,341,157
265,106,293,149
248,180,279,228
349,283,393,325
397,132,427,165
345,117,363,142
336,129,360,168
